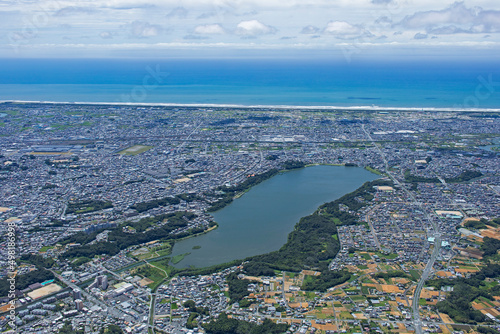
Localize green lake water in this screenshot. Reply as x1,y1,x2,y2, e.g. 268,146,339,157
171,165,377,268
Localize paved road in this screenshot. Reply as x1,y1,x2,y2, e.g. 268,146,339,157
412,237,441,333
362,124,441,334
52,271,129,320
365,204,382,251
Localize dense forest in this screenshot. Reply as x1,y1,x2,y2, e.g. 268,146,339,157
226,272,252,304
182,299,210,328
431,264,500,324
126,211,197,233
436,283,488,323
66,199,113,214
445,170,483,183
241,179,393,291
404,169,482,184
281,160,305,170
0,254,57,297
202,313,289,334
0,268,54,297
372,270,411,280
480,237,500,257
464,217,499,230
130,195,180,212
319,179,393,224
245,214,339,274
176,193,203,203
404,171,439,184
302,270,351,292
61,211,201,260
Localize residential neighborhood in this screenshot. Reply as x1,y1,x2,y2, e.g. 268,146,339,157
0,103,499,334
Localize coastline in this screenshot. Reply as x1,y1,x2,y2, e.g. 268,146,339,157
1,100,500,112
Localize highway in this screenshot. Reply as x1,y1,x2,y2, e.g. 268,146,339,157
365,204,382,251
362,124,441,334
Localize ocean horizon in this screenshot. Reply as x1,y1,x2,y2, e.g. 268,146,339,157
1,58,500,110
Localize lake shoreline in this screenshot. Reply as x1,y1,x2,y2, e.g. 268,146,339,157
171,165,378,268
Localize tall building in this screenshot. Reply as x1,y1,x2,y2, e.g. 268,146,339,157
73,289,82,300
101,275,108,290
75,299,83,311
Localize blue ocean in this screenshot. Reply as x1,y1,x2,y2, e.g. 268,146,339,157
1,58,500,109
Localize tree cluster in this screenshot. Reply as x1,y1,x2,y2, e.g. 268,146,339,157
445,170,483,183
245,213,339,274
435,263,500,324
404,171,439,184
130,196,180,213
62,211,200,260
66,199,113,214
281,160,305,170
373,270,411,280
480,237,500,257
202,313,289,334
227,272,251,304
302,270,351,292
207,169,279,212
0,268,54,297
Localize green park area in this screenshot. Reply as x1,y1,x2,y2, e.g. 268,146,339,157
118,145,153,155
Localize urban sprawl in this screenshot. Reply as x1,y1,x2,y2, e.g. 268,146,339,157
0,103,499,334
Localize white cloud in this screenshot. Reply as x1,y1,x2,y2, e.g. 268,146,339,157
101,0,157,10
194,24,225,34
184,34,209,40
236,20,276,36
301,25,320,34
398,2,500,34
99,31,113,39
55,6,96,16
399,2,476,29
323,21,371,39
2,0,500,57
427,25,468,34
414,32,428,39
166,6,188,18
126,20,162,38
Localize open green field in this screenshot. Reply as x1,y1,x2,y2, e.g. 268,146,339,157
135,264,166,290
365,166,385,176
149,258,171,272
39,246,55,252
0,110,20,116
359,253,371,260
409,269,421,280
118,145,153,155
129,243,172,260
171,252,190,265
375,252,399,260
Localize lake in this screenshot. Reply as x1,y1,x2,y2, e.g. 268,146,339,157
479,137,500,153
170,165,377,268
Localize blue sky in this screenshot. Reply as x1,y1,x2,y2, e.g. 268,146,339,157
1,0,500,59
